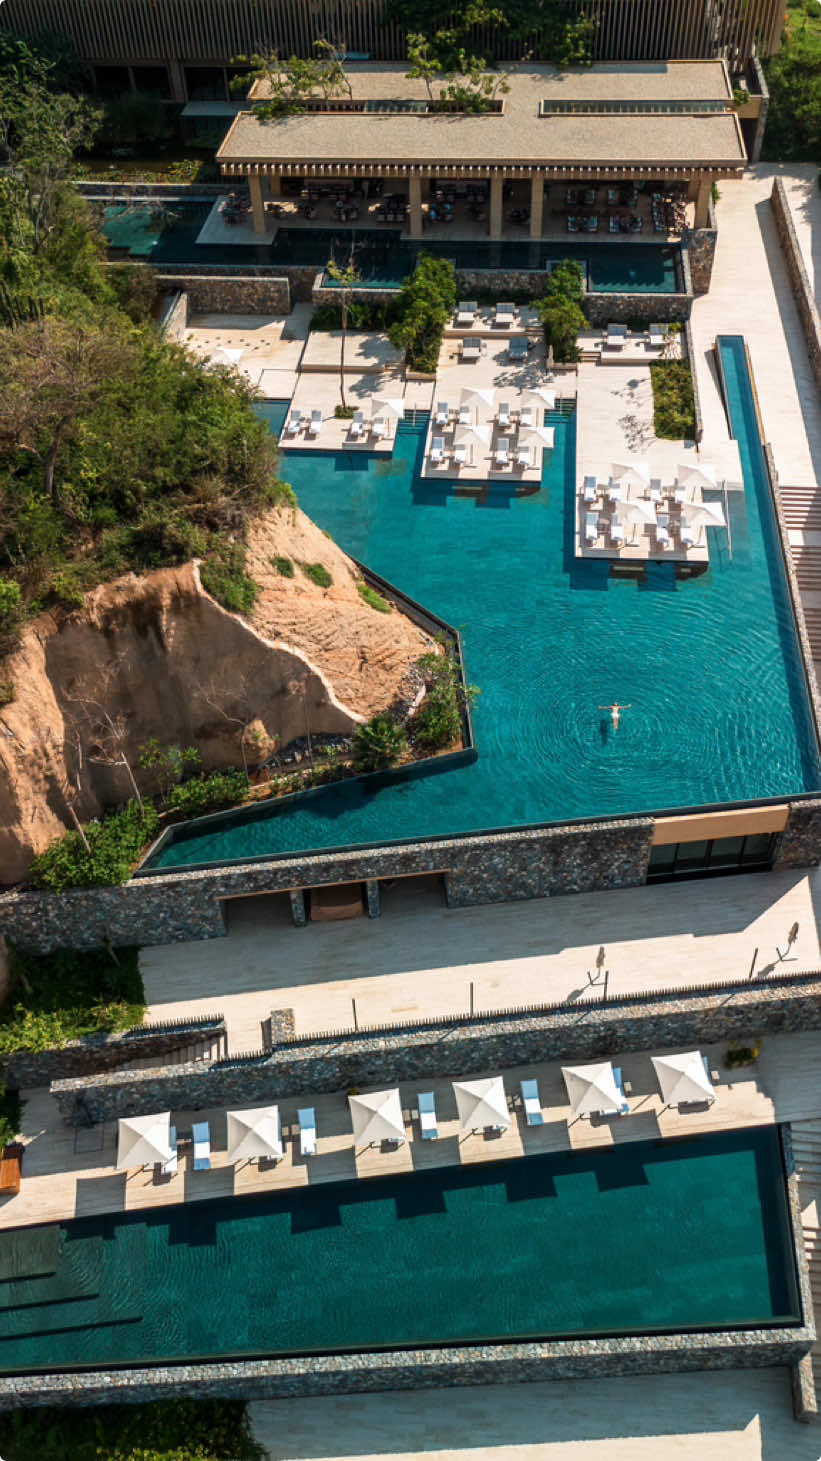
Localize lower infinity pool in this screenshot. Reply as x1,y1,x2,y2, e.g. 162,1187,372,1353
0,1127,801,1372
148,337,820,870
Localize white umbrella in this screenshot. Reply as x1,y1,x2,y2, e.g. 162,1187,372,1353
370,396,405,420
523,387,557,411
117,1112,172,1170
681,499,726,529
226,1105,283,1163
452,1076,510,1133
676,462,718,490
652,1051,715,1107
460,385,496,410
611,460,651,490
615,497,657,525
454,422,491,447
561,1063,624,1118
519,425,555,450
349,1088,405,1146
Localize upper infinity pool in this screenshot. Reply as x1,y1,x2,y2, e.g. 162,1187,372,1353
0,1127,801,1372
148,338,820,872
101,204,681,291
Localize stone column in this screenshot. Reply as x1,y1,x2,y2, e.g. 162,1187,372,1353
694,175,712,230
248,172,267,235
288,889,307,926
409,174,423,238
489,173,504,239
365,880,381,918
529,173,544,240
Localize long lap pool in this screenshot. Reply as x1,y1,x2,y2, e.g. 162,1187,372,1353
0,1127,801,1373
147,337,820,871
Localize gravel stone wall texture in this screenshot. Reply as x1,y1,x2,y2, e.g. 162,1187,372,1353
5,1015,225,1090
770,177,821,396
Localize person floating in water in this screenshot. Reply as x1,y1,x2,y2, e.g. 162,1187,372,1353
599,702,631,731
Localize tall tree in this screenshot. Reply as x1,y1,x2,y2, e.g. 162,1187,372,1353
326,253,360,410
0,63,100,255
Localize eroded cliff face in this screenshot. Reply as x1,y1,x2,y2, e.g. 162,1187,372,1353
0,505,433,883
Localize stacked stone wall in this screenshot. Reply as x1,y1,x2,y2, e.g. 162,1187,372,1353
5,1014,225,1090
151,271,291,314
770,178,821,397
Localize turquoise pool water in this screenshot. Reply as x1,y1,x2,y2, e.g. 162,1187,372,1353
149,337,819,871
0,1127,800,1372
101,204,681,291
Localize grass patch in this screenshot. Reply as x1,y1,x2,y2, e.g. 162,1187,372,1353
0,1397,264,1461
0,945,145,1056
358,581,392,613
300,561,333,589
650,360,696,440
272,554,295,577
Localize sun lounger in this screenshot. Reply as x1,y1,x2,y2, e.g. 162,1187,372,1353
583,475,598,503
585,511,599,545
611,519,625,547
418,1091,439,1139
495,441,510,467
458,404,471,426
520,1079,544,1127
298,1106,317,1157
284,409,302,435
519,406,534,429
456,300,477,325
430,435,447,465
680,522,695,548
308,409,322,437
349,410,365,440
516,447,531,467
509,336,528,361
371,415,387,440
648,323,665,347
161,1125,178,1178
607,478,623,502
460,339,482,361
612,1068,630,1115
495,302,515,327
606,324,627,349
435,401,449,426
648,477,662,503
656,519,671,549
673,481,688,503
497,402,511,428
453,442,468,465
192,1122,211,1172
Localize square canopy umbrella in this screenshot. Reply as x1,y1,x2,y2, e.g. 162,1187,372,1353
452,1076,510,1133
652,1051,715,1106
460,385,496,411
370,396,405,420
523,387,557,411
676,461,718,490
562,1062,625,1118
680,499,726,530
226,1105,283,1163
518,425,556,451
349,1088,405,1146
117,1112,172,1170
454,422,491,448
611,460,651,491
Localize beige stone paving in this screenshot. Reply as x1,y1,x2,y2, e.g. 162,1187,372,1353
248,1368,820,1460
689,173,821,490
183,311,306,394
753,163,821,307
7,1026,815,1231
141,868,821,1047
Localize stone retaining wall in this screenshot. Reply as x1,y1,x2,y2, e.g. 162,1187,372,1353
0,818,653,953
50,972,821,1123
585,292,691,325
150,271,291,315
681,203,717,297
770,178,821,395
160,289,188,341
5,1014,225,1091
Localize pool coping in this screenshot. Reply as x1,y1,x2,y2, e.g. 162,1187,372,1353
0,1124,812,1409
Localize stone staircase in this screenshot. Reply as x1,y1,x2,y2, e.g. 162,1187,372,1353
789,1118,821,1405
121,1031,226,1072
776,482,821,682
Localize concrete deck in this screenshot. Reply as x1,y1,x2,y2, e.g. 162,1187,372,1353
184,310,307,398
575,481,711,564
6,1028,819,1231
141,869,821,1048
284,368,407,454
248,1368,820,1460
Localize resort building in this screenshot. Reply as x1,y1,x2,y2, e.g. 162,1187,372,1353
0,0,787,98
216,62,747,240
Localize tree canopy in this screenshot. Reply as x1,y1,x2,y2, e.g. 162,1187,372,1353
762,0,821,160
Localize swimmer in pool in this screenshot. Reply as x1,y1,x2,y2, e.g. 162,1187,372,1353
599,702,632,731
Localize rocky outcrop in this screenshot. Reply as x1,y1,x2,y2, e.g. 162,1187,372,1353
0,505,433,883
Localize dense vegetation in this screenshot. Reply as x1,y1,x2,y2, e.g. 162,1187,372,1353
537,259,588,363
389,253,458,372
0,944,145,1056
0,55,289,631
413,650,472,750
383,0,596,69
650,360,696,441
353,713,409,770
762,0,821,160
0,1396,264,1461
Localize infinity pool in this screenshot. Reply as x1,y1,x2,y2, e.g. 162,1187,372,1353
102,203,681,291
0,1127,800,1373
148,337,820,871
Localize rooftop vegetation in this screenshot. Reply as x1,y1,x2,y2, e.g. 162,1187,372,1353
762,0,821,161
650,359,696,441
383,0,596,70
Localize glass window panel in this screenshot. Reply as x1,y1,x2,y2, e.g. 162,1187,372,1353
674,840,710,870
741,834,774,865
649,843,676,870
708,836,746,868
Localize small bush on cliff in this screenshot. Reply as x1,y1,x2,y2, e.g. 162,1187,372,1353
168,768,250,817
0,944,144,1055
352,714,409,771
357,581,392,612
300,561,333,588
413,651,464,750
200,544,259,614
29,799,160,892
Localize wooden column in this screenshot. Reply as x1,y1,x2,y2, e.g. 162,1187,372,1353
409,174,423,239
489,174,503,239
694,175,712,229
529,174,544,240
248,173,267,235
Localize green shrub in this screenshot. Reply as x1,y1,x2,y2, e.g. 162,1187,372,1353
168,768,249,817
0,944,145,1055
0,1086,22,1149
543,259,586,307
358,581,392,612
725,1045,760,1068
272,554,294,577
30,799,160,891
334,404,355,419
540,297,587,363
413,651,463,751
300,561,333,588
0,577,22,630
650,360,696,440
0,1397,264,1461
200,545,258,614
389,253,457,373
352,714,409,771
